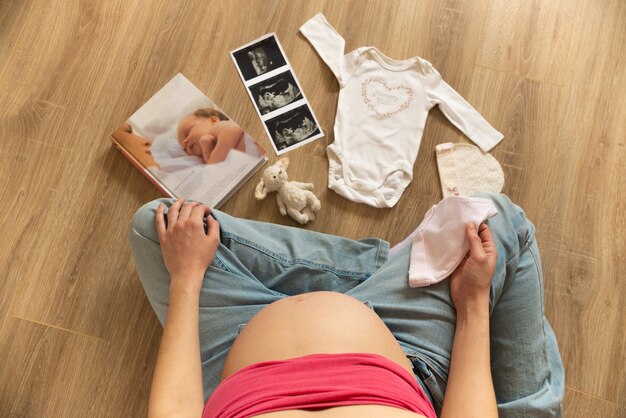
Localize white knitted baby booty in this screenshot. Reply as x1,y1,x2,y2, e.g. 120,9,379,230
408,195,498,288
435,143,504,198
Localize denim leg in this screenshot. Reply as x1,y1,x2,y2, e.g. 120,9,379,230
487,205,565,417
128,198,388,401
210,206,389,297
346,240,455,413
129,199,282,400
346,193,564,417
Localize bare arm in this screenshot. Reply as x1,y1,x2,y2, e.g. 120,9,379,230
199,134,217,164
207,125,244,164
150,283,204,418
441,298,496,418
149,199,220,418
440,223,499,418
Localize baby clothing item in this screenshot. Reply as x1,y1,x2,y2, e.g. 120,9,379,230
436,142,505,198
407,195,498,287
300,13,504,208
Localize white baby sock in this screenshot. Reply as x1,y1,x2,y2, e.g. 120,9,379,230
408,195,498,288
436,143,504,198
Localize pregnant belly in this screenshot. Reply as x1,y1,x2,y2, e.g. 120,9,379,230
220,291,426,418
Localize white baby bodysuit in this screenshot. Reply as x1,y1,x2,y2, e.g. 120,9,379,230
300,13,504,207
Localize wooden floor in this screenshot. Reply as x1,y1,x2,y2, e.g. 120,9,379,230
1,0,624,416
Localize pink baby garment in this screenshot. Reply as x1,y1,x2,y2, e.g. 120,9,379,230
300,13,504,208
408,196,498,288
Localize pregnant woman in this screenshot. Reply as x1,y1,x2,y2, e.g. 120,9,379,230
129,194,564,418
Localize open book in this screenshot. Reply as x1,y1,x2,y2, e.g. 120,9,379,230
110,73,267,208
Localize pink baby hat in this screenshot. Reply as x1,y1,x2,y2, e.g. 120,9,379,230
408,195,498,288
435,143,504,198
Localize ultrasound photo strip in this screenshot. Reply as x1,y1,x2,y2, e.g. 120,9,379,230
231,33,324,155
248,70,302,115
264,104,321,152
231,34,287,81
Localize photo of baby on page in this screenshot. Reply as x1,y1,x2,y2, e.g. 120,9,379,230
112,108,265,172
110,73,267,208
176,108,264,164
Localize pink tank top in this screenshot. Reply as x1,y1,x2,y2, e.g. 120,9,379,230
203,352,436,418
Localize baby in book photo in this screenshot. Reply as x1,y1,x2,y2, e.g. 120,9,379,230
112,107,265,176
176,108,249,164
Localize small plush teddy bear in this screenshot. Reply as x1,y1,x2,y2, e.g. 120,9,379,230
255,158,321,224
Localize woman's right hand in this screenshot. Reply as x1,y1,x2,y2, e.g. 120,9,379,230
450,222,497,313
155,198,220,292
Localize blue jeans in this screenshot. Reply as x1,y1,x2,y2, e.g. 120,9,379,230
129,193,564,417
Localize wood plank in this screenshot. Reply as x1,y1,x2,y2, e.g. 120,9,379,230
0,315,102,416
0,306,160,417
563,387,618,418
541,0,626,403
1,0,625,415
476,0,576,84
463,65,564,256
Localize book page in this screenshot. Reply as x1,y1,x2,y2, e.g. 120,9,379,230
111,74,267,208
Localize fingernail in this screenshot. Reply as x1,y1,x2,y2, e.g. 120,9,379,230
469,223,475,231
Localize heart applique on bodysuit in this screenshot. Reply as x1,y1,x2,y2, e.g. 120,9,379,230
361,78,414,119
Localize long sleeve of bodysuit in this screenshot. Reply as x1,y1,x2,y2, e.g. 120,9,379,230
300,13,348,86
425,66,504,152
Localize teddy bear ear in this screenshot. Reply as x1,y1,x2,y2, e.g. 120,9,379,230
278,158,290,169
255,178,268,200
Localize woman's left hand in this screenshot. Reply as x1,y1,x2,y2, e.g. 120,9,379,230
155,198,220,291
450,222,497,313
